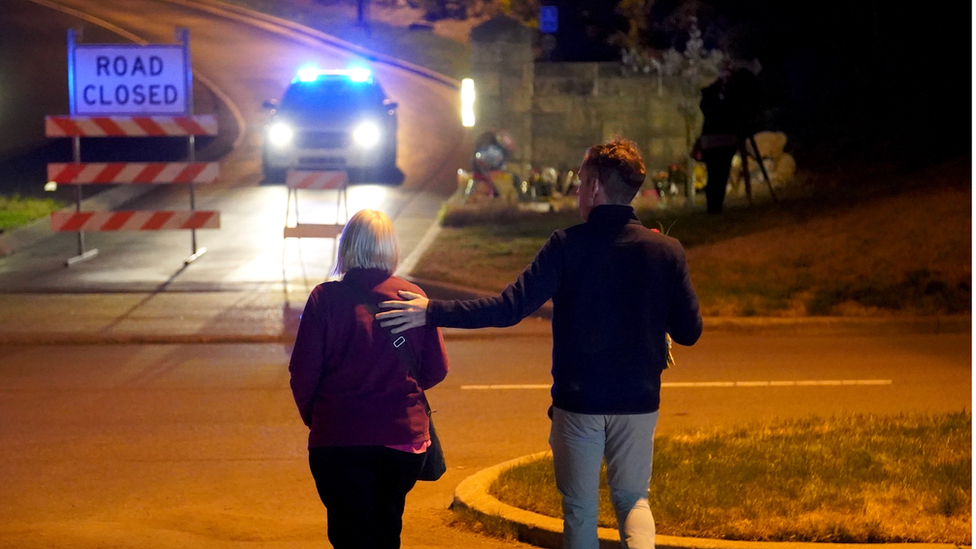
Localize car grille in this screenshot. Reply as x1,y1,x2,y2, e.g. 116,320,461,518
296,131,349,149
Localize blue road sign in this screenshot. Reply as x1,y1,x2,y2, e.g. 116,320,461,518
539,6,558,34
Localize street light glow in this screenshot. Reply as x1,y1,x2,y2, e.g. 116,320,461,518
461,78,475,127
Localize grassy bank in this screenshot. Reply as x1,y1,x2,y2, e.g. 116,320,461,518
0,195,63,233
489,412,972,544
413,158,971,316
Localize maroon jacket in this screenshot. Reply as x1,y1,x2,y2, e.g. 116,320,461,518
289,268,449,448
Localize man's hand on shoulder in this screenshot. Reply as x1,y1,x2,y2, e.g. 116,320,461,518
376,290,429,334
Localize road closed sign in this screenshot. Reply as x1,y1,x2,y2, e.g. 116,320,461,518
70,43,190,116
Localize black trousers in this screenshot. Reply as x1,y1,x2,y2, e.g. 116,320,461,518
308,445,424,549
702,146,738,214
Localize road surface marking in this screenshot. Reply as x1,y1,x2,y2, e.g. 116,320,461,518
460,380,893,390
462,384,552,390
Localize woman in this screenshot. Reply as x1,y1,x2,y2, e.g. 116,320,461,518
289,209,448,549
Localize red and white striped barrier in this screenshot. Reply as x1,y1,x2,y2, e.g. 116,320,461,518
45,115,218,137
51,211,220,232
286,170,348,190
48,162,219,184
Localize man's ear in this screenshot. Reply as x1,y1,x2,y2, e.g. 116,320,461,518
590,178,607,202
585,175,601,194
584,182,597,204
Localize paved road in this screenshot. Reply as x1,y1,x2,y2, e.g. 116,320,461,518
0,2,970,549
0,329,554,549
0,322,969,548
0,0,466,293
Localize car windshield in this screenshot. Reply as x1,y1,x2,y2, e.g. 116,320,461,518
280,78,385,113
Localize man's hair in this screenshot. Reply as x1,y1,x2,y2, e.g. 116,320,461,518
583,139,646,203
335,209,400,275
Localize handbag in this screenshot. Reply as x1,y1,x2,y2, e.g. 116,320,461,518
348,281,447,481
417,404,447,481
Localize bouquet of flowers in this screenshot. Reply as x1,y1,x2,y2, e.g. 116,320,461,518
665,333,675,369
650,225,679,369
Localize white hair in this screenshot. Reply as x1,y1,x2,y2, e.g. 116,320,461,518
334,209,400,276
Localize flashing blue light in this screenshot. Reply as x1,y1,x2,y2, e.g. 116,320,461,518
293,67,373,84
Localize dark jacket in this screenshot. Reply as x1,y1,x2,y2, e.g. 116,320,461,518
700,69,761,142
427,205,701,414
289,268,449,448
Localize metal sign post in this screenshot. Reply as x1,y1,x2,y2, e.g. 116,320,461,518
65,29,98,265
178,28,206,264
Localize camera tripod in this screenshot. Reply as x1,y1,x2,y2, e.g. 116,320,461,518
736,134,778,203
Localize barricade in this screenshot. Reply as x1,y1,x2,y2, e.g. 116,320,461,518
45,115,219,265
283,170,348,240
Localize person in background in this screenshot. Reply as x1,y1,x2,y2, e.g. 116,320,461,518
698,67,761,214
376,139,702,549
288,209,448,549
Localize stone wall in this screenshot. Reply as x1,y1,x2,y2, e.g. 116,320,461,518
470,16,697,174
469,16,535,163
532,63,694,172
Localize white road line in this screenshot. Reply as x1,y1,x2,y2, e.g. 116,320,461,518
460,380,893,390
462,384,552,390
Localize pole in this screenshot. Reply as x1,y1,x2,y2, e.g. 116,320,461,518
188,134,198,253
71,29,81,256
73,136,84,256
64,28,97,266
180,27,206,264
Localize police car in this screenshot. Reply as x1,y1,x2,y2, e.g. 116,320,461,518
262,68,398,182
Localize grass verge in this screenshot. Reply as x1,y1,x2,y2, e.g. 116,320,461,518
448,505,520,541
413,159,971,316
489,412,971,544
0,195,63,233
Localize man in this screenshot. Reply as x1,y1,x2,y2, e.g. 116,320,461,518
377,139,702,549
698,67,761,214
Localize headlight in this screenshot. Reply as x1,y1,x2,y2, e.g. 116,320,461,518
352,122,381,147
267,122,294,147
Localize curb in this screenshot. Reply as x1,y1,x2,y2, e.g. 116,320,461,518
701,315,971,335
452,453,965,549
0,331,290,346
408,278,971,335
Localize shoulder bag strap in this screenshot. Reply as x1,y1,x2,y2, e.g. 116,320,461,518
344,280,430,407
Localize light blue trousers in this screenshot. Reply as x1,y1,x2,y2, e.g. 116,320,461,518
549,407,659,549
